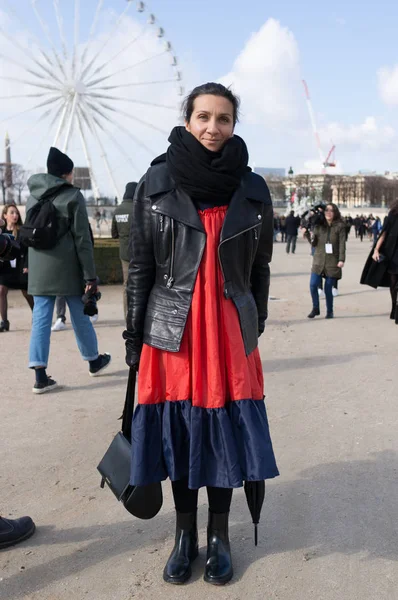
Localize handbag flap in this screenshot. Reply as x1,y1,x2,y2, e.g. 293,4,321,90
97,431,131,501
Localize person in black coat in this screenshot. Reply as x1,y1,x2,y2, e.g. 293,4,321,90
285,210,301,254
0,219,36,548
123,82,278,586
361,200,398,321
0,204,34,332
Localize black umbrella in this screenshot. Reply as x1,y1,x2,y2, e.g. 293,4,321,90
244,480,265,546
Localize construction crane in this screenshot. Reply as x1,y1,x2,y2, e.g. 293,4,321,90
302,80,336,171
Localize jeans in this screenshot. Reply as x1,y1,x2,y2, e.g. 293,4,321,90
286,235,297,253
29,295,99,368
310,273,336,315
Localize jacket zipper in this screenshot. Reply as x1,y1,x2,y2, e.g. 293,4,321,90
218,223,260,299
159,214,164,232
166,218,175,288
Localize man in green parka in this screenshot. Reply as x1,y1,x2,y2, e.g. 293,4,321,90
111,181,137,320
27,147,111,393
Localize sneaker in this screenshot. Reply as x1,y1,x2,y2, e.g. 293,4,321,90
32,377,59,395
0,516,36,549
307,308,320,319
89,353,111,377
318,289,325,298
51,318,66,332
90,314,98,324
325,313,334,319
332,287,339,297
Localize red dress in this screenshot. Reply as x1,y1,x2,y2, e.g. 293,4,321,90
131,206,278,489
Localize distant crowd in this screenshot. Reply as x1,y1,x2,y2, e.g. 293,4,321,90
273,212,386,245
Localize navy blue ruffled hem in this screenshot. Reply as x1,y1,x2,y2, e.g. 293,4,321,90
130,399,279,489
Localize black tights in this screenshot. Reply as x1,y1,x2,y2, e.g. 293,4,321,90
172,478,233,514
390,274,398,308
0,285,34,321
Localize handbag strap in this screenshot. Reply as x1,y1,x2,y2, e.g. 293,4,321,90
121,368,136,443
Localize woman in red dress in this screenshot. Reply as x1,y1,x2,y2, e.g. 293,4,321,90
123,83,278,585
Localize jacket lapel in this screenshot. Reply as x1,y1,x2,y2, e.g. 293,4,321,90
220,183,264,243
150,188,205,233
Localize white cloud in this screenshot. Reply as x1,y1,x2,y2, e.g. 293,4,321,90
217,17,396,174
219,18,303,126
378,65,398,105
319,117,395,149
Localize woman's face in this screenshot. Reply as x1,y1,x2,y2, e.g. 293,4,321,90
4,206,20,227
325,205,335,223
185,94,235,152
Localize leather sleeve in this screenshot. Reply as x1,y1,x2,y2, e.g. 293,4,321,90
125,175,155,345
251,202,273,333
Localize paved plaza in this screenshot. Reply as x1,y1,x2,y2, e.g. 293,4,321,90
1,235,397,600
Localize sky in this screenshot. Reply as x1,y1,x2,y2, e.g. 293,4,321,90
1,0,398,196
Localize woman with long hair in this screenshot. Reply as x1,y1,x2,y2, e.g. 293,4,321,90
0,204,34,331
372,199,398,320
308,203,346,319
123,83,278,585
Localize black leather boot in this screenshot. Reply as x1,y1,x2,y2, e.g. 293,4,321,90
163,511,198,584
0,320,10,332
204,511,233,585
307,308,320,319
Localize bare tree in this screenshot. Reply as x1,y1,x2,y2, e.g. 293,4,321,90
0,164,7,203
265,176,285,202
11,165,29,204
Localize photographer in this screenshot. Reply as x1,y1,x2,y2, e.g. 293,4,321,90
0,221,36,548
307,203,346,319
26,147,111,394
0,204,34,332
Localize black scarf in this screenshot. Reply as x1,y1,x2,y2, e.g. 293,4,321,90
166,126,249,205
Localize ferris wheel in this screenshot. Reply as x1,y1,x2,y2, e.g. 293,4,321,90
0,0,184,200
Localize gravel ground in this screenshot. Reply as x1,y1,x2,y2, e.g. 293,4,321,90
1,234,397,600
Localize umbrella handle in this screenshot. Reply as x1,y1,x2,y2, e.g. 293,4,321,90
254,524,258,546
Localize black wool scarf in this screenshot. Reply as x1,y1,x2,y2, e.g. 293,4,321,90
166,126,249,205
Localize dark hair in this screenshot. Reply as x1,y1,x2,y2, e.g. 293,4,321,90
326,203,343,223
182,82,240,125
389,199,398,216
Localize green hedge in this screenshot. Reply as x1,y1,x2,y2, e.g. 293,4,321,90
94,239,123,284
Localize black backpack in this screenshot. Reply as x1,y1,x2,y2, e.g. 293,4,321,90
20,194,59,250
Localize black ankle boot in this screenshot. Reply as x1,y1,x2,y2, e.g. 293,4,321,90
204,511,233,586
0,320,10,332
163,511,198,584
307,308,320,319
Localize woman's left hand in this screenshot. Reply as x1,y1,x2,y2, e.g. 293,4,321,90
23,268,28,274
337,261,344,268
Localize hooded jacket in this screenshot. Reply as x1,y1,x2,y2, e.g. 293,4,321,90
26,173,96,296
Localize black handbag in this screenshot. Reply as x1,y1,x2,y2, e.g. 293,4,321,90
97,368,163,519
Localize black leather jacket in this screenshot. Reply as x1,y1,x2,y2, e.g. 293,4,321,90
124,161,273,364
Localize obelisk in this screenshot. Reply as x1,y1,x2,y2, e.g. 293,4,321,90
5,132,13,201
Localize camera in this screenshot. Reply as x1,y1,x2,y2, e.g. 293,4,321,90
301,203,327,229
82,282,102,316
0,233,20,262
